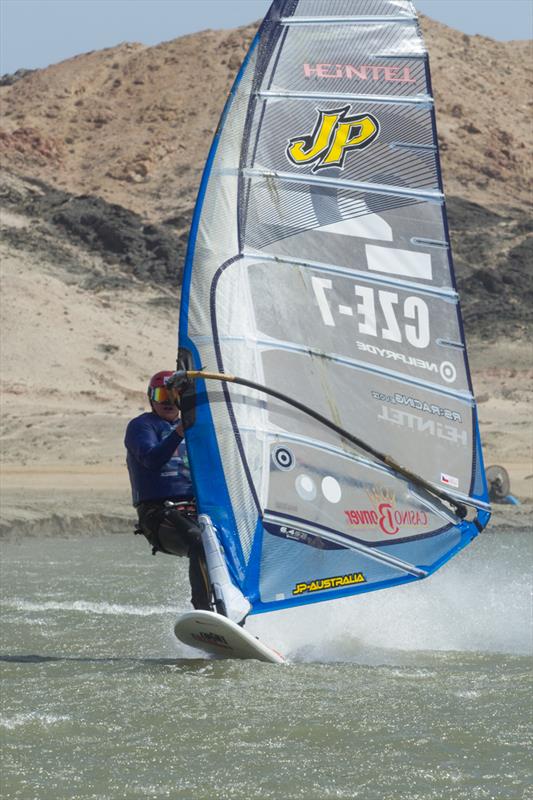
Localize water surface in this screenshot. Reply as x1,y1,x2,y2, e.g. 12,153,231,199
1,532,531,799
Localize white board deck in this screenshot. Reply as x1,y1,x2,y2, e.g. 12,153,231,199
174,610,285,663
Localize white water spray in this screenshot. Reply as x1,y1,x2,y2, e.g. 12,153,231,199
249,532,532,662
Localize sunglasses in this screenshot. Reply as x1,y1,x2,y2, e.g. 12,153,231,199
148,387,174,403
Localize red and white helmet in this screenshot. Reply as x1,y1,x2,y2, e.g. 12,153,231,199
147,371,174,404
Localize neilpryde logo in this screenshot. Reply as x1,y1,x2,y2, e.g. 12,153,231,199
356,342,459,384
286,106,380,173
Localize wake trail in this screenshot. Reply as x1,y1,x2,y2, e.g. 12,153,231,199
1,598,177,617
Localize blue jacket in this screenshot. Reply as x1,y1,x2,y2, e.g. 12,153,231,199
124,412,194,506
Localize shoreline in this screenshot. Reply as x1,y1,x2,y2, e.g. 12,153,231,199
0,483,530,539
0,484,134,538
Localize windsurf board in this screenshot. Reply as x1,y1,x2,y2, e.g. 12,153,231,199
174,611,285,663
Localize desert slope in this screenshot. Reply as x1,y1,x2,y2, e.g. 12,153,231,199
0,173,530,537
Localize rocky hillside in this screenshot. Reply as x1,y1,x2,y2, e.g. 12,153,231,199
1,16,531,220
1,170,531,341
1,16,532,340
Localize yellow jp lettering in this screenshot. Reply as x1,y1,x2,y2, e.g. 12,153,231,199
286,106,379,172
287,112,340,165
322,116,378,165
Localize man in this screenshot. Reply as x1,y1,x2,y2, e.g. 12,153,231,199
124,370,212,611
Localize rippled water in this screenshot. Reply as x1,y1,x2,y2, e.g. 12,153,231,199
1,532,531,799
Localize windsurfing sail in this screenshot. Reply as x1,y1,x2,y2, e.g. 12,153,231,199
178,0,491,617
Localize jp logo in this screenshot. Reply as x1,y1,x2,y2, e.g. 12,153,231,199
286,106,380,173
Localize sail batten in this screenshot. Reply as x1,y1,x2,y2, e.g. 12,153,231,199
280,16,418,25
258,90,433,106
424,490,491,513
179,0,490,615
241,252,459,299
373,52,426,58
214,338,474,403
243,169,445,201
391,142,437,152
410,238,448,249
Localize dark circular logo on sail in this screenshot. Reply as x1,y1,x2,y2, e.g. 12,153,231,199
272,446,295,471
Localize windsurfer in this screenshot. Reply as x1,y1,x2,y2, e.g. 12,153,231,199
124,371,212,611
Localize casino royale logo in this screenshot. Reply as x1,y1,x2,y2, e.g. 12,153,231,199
286,106,380,172
344,490,429,536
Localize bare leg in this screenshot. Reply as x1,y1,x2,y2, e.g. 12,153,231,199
188,543,212,610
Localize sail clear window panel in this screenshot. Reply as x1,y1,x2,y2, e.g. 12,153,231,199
256,524,464,608
258,536,407,606
186,50,262,564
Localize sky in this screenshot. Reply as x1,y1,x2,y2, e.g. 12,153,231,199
1,0,532,75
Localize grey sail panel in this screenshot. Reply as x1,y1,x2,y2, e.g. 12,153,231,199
242,185,453,288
